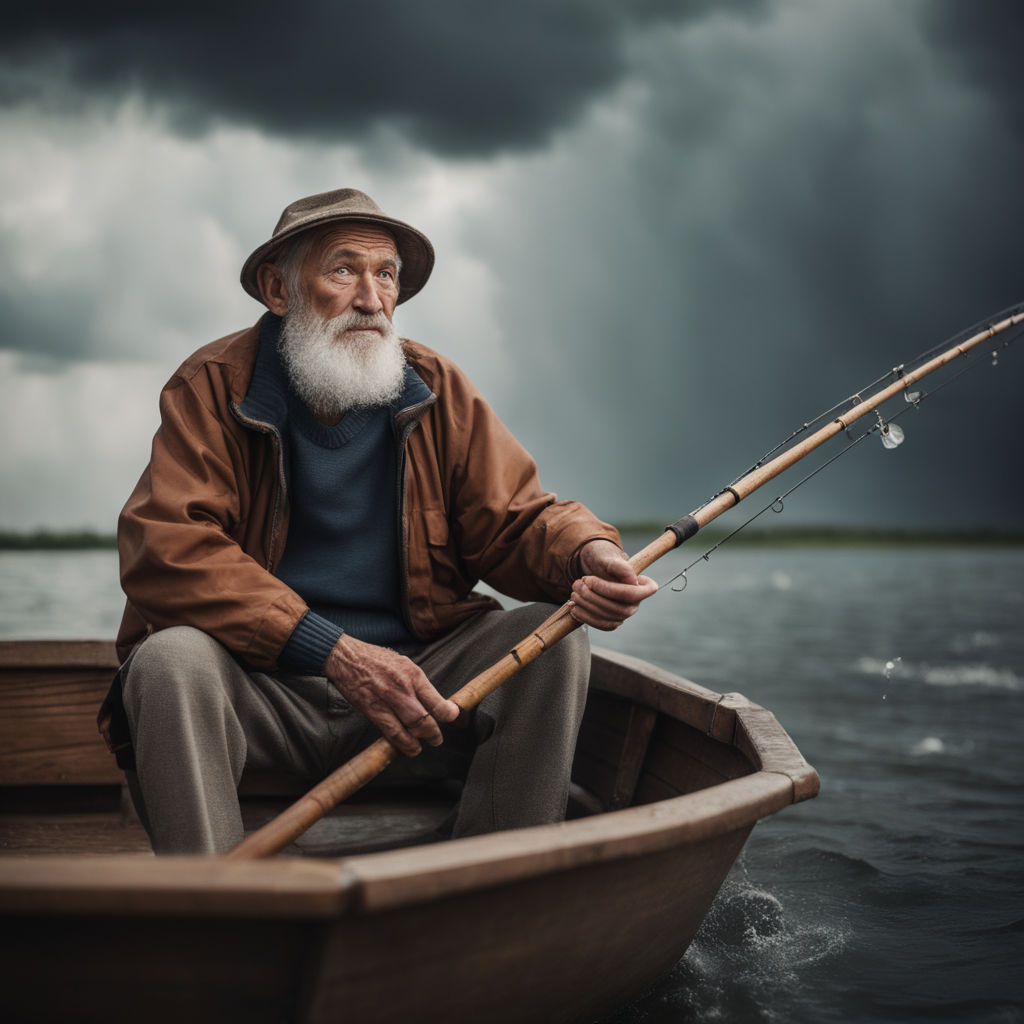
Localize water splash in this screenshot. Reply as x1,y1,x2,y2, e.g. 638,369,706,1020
604,878,848,1023
922,664,1021,691
854,656,1021,691
703,887,786,949
686,882,847,1019
854,656,896,678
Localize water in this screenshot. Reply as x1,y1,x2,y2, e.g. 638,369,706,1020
599,538,1024,1024
2,543,1023,1023
0,550,124,639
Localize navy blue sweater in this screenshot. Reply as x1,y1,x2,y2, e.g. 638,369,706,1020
240,315,431,672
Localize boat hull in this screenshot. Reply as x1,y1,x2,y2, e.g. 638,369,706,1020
0,641,818,1023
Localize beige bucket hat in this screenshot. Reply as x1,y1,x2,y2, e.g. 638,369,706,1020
240,188,435,305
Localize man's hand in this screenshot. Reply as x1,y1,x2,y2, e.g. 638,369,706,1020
570,539,658,631
324,634,460,757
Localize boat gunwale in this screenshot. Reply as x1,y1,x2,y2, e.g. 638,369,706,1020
0,641,819,919
0,638,119,670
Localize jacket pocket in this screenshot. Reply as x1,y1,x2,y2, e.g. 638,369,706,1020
421,507,450,547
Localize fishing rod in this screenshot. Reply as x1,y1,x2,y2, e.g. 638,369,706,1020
662,301,1024,591
226,302,1024,860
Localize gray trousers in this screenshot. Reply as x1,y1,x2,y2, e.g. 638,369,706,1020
121,603,590,854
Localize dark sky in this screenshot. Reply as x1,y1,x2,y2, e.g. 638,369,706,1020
2,1,761,153
1,0,1022,532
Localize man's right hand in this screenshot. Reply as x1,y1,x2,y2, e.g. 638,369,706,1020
323,634,460,757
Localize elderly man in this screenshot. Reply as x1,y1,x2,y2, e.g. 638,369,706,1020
99,188,657,854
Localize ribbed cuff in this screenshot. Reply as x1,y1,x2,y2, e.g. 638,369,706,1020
279,612,345,674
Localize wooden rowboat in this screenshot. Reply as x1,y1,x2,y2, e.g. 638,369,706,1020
0,639,818,1023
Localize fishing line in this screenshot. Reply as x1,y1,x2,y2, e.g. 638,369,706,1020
653,303,1024,597
661,430,874,593
731,305,1023,480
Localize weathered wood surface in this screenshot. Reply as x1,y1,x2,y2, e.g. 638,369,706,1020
0,808,151,855
0,793,457,857
0,639,119,670
305,827,753,1024
608,703,658,809
0,640,119,786
0,853,355,916
0,639,820,1024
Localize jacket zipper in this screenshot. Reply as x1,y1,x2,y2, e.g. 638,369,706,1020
394,396,437,638
230,403,287,572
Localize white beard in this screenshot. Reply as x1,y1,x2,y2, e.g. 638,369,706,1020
277,301,407,420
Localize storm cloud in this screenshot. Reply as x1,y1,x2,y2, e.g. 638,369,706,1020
2,1,765,153
1,0,1022,533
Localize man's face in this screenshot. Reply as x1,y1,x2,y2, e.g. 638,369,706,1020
275,224,408,421
293,224,401,328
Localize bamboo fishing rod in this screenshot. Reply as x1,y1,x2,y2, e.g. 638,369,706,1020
226,306,1023,860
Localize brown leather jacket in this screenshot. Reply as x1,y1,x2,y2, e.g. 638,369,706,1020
115,320,621,668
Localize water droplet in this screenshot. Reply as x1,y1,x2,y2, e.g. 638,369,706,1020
991,349,999,366
884,657,902,679
881,422,905,449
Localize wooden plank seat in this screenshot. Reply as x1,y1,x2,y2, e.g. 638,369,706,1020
0,640,460,857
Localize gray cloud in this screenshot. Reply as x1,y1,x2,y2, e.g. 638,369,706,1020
2,0,766,155
923,0,1024,136
2,0,1022,531
451,2,1024,528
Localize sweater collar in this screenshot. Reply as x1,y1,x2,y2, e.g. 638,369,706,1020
237,312,290,430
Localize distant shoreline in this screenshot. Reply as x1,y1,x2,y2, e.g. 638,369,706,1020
0,531,117,550
1,525,1022,551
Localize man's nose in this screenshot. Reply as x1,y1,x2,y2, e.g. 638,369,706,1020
352,272,384,314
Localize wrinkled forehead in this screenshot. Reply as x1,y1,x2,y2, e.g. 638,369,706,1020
306,223,399,265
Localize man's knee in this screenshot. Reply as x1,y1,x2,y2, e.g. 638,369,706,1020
122,626,231,717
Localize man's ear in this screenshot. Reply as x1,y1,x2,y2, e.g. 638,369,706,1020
257,263,290,316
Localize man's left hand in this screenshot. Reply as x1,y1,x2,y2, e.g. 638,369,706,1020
570,539,658,631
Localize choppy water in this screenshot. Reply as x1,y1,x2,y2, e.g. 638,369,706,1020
600,538,1024,1024
2,543,1022,1023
